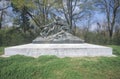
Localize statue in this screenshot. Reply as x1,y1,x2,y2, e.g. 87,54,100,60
40,17,70,37
33,17,84,43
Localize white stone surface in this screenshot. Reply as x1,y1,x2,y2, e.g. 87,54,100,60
4,43,112,57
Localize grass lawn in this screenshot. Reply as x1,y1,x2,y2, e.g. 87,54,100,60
0,45,120,79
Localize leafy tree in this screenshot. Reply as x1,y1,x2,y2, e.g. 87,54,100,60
11,0,35,33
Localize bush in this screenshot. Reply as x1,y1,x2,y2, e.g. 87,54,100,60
0,28,36,46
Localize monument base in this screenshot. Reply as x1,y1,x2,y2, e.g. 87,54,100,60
4,43,112,58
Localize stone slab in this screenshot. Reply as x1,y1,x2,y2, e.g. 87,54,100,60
4,43,112,58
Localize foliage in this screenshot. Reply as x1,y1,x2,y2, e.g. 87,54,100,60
108,45,120,56
12,0,33,33
0,47,5,55
11,0,35,10
112,33,120,45
0,28,36,46
74,26,120,45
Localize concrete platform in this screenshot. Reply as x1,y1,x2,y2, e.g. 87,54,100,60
4,43,112,58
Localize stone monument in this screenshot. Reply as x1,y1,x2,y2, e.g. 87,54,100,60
32,18,84,44
3,18,113,58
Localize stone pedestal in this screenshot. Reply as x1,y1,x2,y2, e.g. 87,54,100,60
4,43,112,58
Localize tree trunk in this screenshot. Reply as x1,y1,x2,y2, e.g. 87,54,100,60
69,0,72,30
67,0,73,32
0,10,3,29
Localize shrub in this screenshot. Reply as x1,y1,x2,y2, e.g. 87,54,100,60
0,28,36,46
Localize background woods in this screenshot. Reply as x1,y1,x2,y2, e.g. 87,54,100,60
0,0,120,46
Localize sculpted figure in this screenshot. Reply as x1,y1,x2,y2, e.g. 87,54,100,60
40,17,70,37
33,17,84,43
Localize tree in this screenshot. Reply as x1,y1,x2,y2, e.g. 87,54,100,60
32,0,56,26
11,0,35,33
55,0,79,32
12,0,57,31
20,6,30,33
95,0,120,38
55,0,94,33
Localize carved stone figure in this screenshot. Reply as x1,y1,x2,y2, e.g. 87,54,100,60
40,17,70,37
33,18,84,43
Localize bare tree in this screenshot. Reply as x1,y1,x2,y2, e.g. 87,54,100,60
95,0,120,38
55,0,94,33
26,0,57,27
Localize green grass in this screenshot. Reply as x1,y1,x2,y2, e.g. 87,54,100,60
0,45,120,79
0,55,120,79
0,47,5,55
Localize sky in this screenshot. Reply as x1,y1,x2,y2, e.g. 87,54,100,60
93,11,105,23
91,11,106,30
